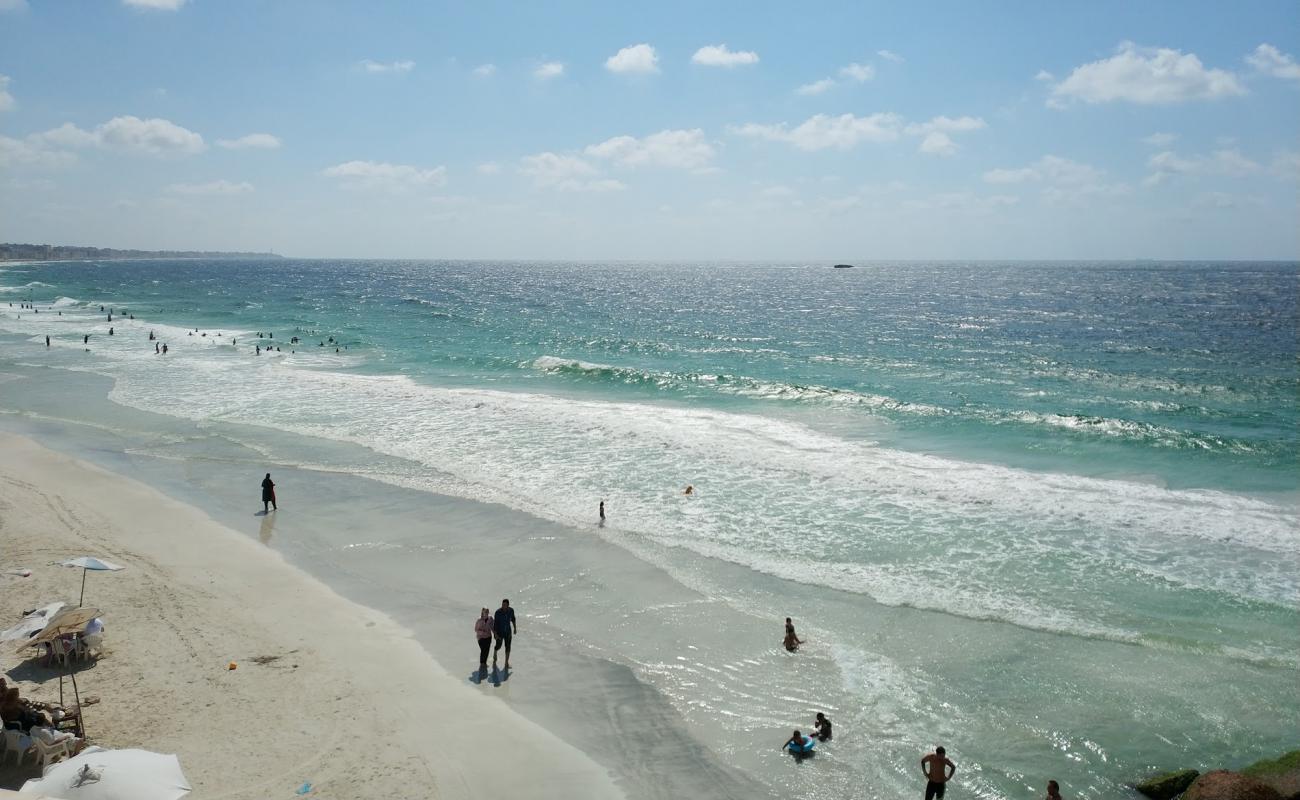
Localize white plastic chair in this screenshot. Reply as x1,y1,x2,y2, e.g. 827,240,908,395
31,727,73,768
74,632,103,661
2,728,32,765
46,637,71,667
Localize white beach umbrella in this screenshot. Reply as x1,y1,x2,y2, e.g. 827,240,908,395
20,746,191,800
20,607,101,652
0,601,65,642
57,557,124,606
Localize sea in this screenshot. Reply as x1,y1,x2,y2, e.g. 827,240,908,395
1,259,1296,799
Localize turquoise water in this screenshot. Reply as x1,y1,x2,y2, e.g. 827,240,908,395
1,259,1297,798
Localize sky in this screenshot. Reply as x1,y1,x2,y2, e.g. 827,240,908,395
1,0,1298,260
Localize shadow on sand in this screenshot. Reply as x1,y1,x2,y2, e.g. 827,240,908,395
467,665,511,687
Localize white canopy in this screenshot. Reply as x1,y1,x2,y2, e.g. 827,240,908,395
21,747,191,800
58,558,124,572
0,601,66,643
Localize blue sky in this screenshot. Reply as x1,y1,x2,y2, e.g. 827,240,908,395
1,0,1297,259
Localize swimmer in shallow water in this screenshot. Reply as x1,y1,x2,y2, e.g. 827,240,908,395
783,617,803,652
813,712,832,741
684,485,694,496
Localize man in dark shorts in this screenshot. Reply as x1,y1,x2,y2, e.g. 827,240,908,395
813,712,832,741
921,746,956,799
493,598,517,669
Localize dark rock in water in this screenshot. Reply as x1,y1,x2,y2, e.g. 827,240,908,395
832,264,855,269
1184,770,1282,800
1243,751,1300,800
1137,769,1201,799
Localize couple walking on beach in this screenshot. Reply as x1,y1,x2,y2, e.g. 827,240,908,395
475,599,517,671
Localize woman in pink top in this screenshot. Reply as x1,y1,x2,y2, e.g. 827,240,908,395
474,608,494,668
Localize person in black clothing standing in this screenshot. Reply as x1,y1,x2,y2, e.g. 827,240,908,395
261,473,277,512
492,598,517,669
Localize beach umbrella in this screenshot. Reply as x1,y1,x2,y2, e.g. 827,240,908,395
20,746,191,800
20,607,101,652
19,606,102,737
58,557,124,606
0,600,65,642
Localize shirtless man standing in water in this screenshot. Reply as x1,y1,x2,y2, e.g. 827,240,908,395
920,746,956,799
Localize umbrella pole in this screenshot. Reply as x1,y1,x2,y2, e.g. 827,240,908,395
68,663,84,739
79,568,87,606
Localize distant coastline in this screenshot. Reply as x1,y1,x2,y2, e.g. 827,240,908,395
0,242,281,262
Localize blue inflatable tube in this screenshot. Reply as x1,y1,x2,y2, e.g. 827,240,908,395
785,736,816,755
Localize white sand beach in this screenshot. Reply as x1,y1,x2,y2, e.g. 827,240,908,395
0,432,623,799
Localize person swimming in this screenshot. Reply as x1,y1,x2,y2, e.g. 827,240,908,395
783,617,803,652
684,485,694,496
813,712,832,741
783,729,815,757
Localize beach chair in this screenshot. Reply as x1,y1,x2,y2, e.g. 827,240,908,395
73,632,103,661
46,637,72,667
31,727,74,768
1,728,33,765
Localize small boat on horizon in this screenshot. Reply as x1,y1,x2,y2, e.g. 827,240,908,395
833,264,855,269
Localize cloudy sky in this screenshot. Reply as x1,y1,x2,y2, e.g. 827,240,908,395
1,0,1297,260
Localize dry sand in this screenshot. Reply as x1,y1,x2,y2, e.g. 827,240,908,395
0,433,623,799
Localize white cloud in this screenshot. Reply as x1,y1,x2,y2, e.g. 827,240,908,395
216,133,281,150
1050,42,1245,105
1141,132,1177,146
1271,151,1300,180
35,123,100,149
1246,44,1300,81
123,0,187,9
982,155,1127,203
534,62,565,80
796,61,876,97
99,115,205,155
983,155,1105,186
759,185,795,198
518,152,622,192
1034,70,1054,82
584,129,715,170
904,192,1020,213
0,75,13,112
322,160,448,189
28,116,205,157
166,179,254,195
605,43,659,74
1143,148,1261,185
473,64,496,77
477,162,502,175
877,49,903,63
904,115,986,135
839,63,875,82
917,132,957,157
730,112,903,151
691,44,759,68
796,78,836,96
903,116,986,156
0,136,77,168
359,59,415,74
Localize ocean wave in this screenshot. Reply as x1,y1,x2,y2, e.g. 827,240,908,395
1002,410,1267,454
529,355,950,414
0,281,55,293
527,356,1283,454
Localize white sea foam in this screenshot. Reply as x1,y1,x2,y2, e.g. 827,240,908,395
2,303,1297,654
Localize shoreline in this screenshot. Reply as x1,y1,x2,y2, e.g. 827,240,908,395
0,432,625,798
